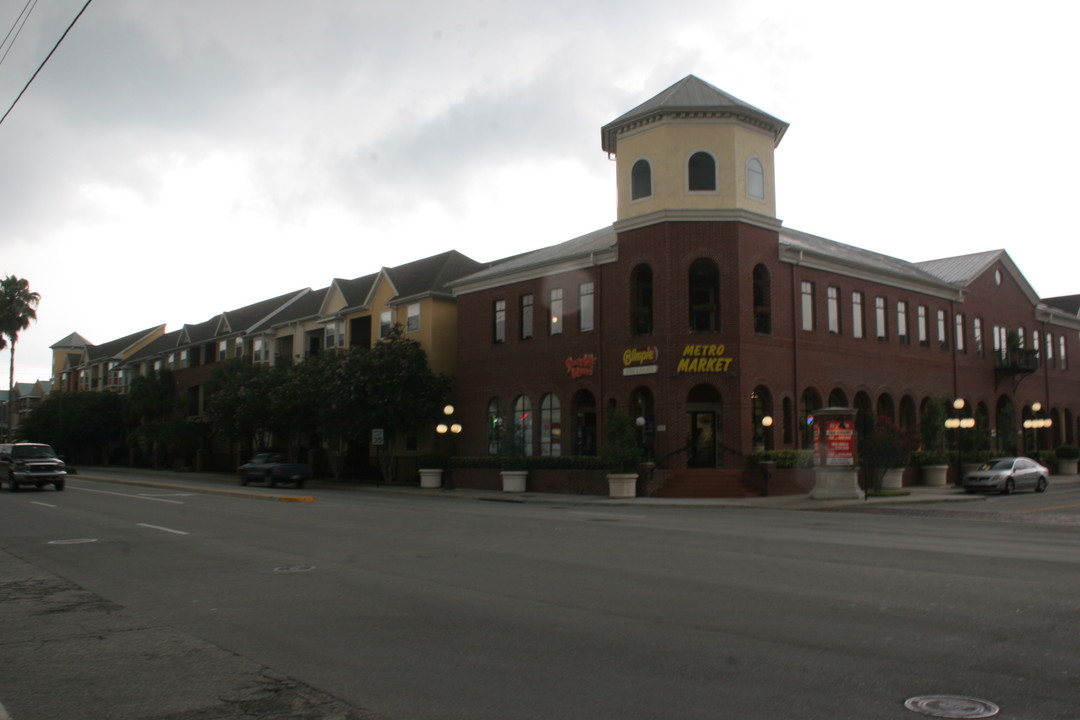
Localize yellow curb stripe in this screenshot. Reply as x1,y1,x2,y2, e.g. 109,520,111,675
278,496,315,503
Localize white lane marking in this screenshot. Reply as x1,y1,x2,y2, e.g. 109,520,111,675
30,501,57,508
69,485,184,504
137,523,189,536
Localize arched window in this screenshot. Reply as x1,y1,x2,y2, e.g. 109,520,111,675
689,258,720,332
688,151,716,191
752,264,771,335
829,388,848,407
632,264,654,335
539,393,561,456
513,395,534,456
747,157,765,199
486,397,503,455
631,159,652,200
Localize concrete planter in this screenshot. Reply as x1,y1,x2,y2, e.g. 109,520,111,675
500,470,527,493
606,473,638,498
881,468,905,490
419,468,443,489
921,464,949,487
1057,458,1078,475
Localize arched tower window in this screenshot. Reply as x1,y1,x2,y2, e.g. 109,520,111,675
747,157,765,199
632,264,654,335
688,151,716,191
689,258,720,333
752,264,771,335
631,159,652,200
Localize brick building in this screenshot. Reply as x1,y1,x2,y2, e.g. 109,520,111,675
449,76,1080,493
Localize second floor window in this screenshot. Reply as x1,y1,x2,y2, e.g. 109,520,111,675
801,281,815,331
379,310,392,339
633,264,653,335
955,314,966,353
520,294,533,340
917,306,929,346
549,289,563,335
406,303,420,333
851,291,865,339
579,283,594,332
973,317,984,356
827,286,840,334
875,296,887,340
897,301,909,344
689,258,719,332
493,300,506,343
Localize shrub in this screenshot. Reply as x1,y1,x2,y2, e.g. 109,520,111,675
1055,444,1079,460
750,449,813,469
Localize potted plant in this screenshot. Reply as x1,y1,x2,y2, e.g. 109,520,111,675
601,409,645,498
860,417,914,492
418,452,445,489
1055,444,1079,475
911,449,951,486
497,420,529,492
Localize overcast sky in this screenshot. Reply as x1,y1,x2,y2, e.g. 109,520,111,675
1,0,1077,386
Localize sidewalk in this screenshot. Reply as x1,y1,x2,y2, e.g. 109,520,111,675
70,465,1077,510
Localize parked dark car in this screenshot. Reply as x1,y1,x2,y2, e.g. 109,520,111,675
962,457,1048,494
0,442,67,492
238,453,309,488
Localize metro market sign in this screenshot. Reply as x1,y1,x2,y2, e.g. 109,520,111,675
676,344,733,373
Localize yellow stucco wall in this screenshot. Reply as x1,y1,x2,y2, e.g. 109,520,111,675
614,118,778,221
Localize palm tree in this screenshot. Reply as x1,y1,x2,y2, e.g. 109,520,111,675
0,276,41,437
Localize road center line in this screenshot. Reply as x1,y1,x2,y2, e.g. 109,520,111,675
30,500,57,508
69,485,185,504
137,523,190,536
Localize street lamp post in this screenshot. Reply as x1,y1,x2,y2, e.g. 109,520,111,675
944,399,975,487
436,404,462,490
1022,402,1052,456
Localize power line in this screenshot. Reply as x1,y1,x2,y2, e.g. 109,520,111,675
0,0,40,68
0,0,94,127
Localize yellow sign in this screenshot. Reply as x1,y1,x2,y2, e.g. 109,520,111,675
676,344,733,373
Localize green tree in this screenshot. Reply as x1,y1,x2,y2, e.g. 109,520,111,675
0,275,41,436
17,391,126,463
356,325,451,482
204,361,276,450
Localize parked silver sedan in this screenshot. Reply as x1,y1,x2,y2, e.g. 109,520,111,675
962,457,1049,494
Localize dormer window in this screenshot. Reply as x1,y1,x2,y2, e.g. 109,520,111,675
631,159,652,200
688,151,716,191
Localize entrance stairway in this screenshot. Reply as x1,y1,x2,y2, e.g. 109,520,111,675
651,469,762,498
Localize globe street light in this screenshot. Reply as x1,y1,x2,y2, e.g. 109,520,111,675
436,404,462,489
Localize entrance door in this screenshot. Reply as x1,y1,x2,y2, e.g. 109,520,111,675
687,411,717,468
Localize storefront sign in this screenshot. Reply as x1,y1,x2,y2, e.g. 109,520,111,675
676,344,733,373
565,353,597,379
622,346,658,376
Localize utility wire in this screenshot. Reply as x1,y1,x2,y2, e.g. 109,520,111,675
0,0,93,127
0,0,40,68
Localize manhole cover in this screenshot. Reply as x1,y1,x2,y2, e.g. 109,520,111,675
273,565,315,573
905,695,999,718
47,538,98,545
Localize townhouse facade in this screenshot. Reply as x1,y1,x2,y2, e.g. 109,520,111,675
50,251,484,470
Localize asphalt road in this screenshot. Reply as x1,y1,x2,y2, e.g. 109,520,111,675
2,474,1078,719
